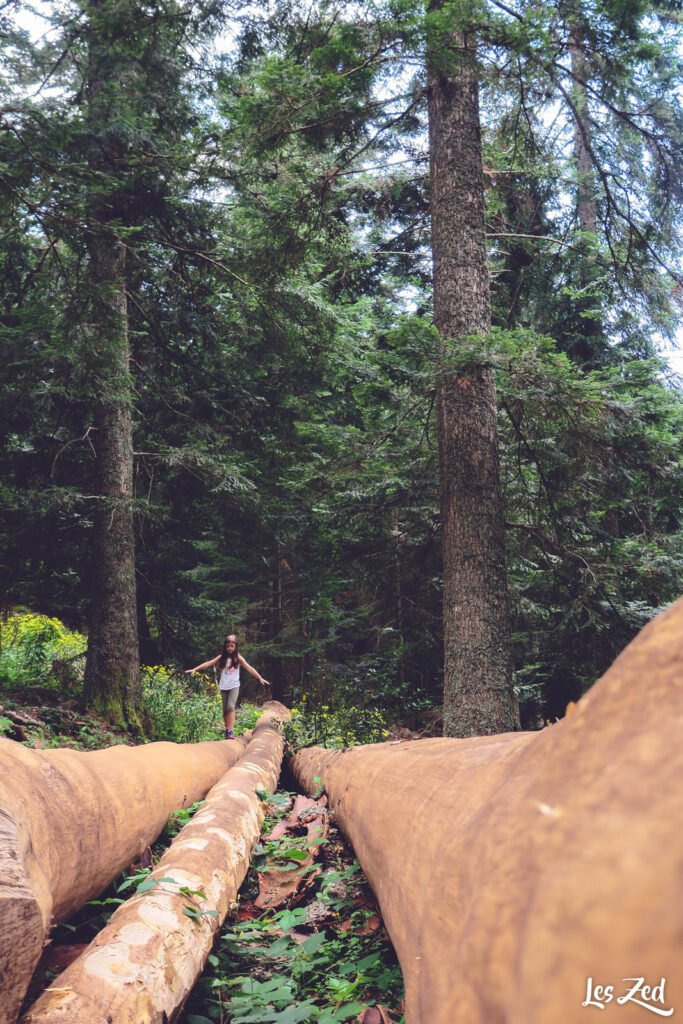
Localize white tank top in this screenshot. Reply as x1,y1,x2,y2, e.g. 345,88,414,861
219,663,240,690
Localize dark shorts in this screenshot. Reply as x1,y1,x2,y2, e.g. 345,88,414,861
221,687,239,714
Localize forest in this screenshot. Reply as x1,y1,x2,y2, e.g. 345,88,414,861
0,0,681,736
1,2,682,1023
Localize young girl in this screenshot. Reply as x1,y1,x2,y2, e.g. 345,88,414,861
186,635,269,739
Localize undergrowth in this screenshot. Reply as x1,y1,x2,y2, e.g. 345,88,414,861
180,793,405,1024
0,610,263,747
283,704,389,753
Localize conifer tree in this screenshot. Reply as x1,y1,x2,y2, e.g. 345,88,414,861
426,0,519,736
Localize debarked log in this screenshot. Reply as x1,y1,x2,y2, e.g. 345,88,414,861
291,598,683,1024
20,703,289,1024
0,718,255,1024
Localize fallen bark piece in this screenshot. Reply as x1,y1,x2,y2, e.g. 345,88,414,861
254,795,328,910
20,703,289,1024
357,1007,392,1024
0,726,251,1024
291,598,683,1024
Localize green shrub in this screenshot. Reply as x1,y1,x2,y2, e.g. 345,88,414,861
235,702,264,735
0,611,87,687
283,701,389,753
142,665,220,743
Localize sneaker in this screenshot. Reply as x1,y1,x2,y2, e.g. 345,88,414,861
225,728,236,740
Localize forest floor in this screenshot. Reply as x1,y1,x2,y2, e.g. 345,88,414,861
0,686,135,748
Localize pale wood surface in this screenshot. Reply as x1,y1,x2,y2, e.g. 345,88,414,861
0,726,250,1024
20,703,289,1024
291,599,683,1024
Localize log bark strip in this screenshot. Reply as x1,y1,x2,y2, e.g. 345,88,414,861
255,795,328,910
20,703,289,1024
0,730,251,1024
291,600,683,1024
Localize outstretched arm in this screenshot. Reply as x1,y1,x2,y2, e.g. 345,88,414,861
185,654,221,676
238,654,270,686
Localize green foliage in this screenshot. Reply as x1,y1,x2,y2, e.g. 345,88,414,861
235,703,265,735
0,0,680,732
283,703,390,753
0,612,87,688
164,800,206,840
141,666,220,743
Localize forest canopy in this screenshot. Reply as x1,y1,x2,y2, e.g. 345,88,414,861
1,0,681,733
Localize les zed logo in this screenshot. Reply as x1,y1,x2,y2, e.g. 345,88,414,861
583,977,673,1016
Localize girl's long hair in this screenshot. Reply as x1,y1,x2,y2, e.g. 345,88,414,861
219,635,239,670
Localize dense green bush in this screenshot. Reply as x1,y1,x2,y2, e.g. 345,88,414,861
283,701,389,753
0,611,87,688
141,665,220,743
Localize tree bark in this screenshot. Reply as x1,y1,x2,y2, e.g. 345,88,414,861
291,598,683,1024
82,237,142,727
0,729,253,1024
81,0,142,729
426,6,519,736
569,25,597,242
20,707,289,1024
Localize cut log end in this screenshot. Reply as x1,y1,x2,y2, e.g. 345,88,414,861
0,889,47,1024
1,803,53,1024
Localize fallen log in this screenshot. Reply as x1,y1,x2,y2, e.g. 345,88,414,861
20,703,289,1024
291,598,683,1024
0,707,46,730
0,723,252,1024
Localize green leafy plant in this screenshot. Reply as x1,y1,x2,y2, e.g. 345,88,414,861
236,703,264,735
163,800,206,841
283,703,389,753
142,666,219,743
0,612,87,688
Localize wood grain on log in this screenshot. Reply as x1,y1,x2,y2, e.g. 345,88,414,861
291,599,683,1024
20,703,289,1024
0,726,251,1024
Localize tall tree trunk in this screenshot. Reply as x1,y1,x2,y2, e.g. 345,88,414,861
426,5,519,737
81,0,143,730
82,233,142,728
569,25,597,244
568,24,605,365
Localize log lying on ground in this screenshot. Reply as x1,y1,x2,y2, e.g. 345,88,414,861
0,723,252,1024
291,598,683,1024
20,703,289,1024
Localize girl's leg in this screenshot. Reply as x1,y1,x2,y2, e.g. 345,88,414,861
224,687,239,737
